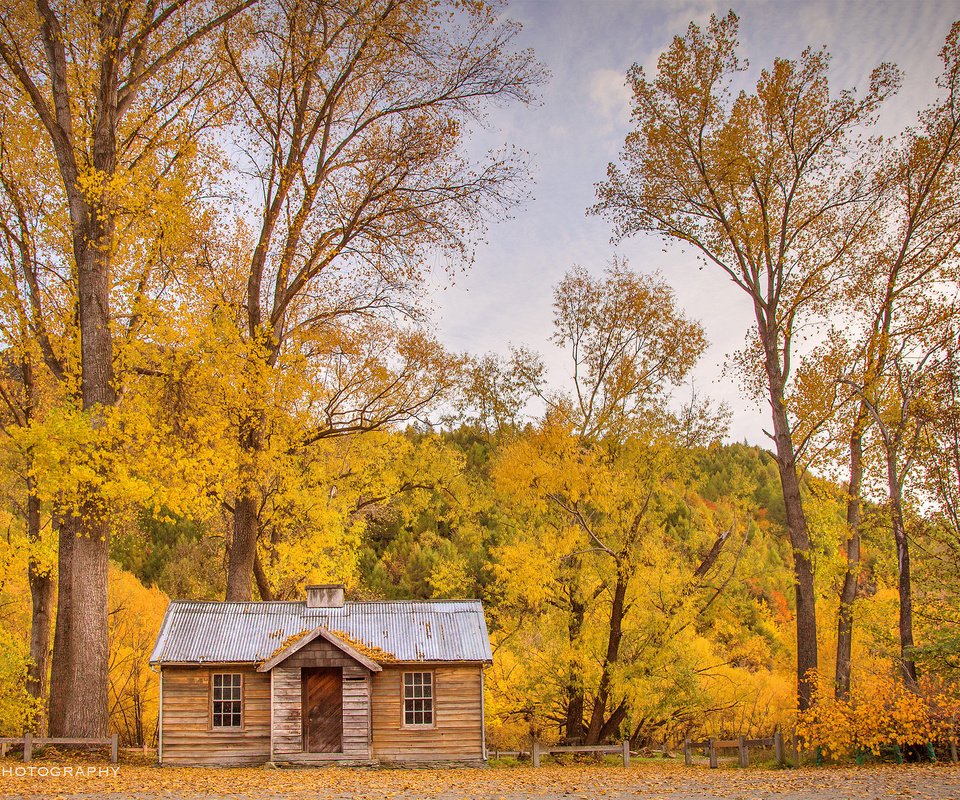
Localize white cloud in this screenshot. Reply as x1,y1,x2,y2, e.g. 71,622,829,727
587,68,632,127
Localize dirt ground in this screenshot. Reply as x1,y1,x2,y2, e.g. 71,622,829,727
1,761,959,800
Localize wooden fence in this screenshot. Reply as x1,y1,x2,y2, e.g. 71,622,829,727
532,739,631,767
0,733,118,763
684,731,785,768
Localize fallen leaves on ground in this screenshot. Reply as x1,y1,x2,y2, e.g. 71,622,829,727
1,761,959,800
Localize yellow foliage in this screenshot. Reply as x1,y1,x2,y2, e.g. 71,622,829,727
107,566,169,747
797,672,956,759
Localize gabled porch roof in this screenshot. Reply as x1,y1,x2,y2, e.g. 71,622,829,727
257,626,383,673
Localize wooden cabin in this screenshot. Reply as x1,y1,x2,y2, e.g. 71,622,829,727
149,585,492,766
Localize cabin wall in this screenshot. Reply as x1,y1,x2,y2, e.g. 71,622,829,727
270,635,372,761
159,665,270,766
371,664,484,763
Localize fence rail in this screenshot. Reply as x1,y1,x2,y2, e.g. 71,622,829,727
0,734,118,763
684,731,785,768
532,739,631,767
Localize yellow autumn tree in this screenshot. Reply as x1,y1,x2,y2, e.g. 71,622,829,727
210,0,544,602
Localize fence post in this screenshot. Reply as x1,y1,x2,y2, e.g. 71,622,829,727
110,733,118,764
708,738,718,769
792,737,800,768
622,739,630,767
532,739,541,768
683,738,692,766
23,733,31,763
738,736,748,768
1,742,7,758
774,730,783,765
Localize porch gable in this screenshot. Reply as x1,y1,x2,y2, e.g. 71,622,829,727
258,626,382,673
267,631,375,762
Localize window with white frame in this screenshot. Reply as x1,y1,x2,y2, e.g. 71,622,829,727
211,673,242,728
402,671,433,726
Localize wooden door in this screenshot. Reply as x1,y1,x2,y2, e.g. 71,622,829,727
302,667,343,753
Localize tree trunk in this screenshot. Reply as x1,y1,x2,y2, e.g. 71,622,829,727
23,360,53,729
48,201,116,739
836,421,865,699
226,493,259,601
253,549,274,601
49,509,110,738
598,700,627,743
47,513,73,734
886,446,918,688
585,569,628,743
763,340,818,711
562,583,587,742
25,487,53,730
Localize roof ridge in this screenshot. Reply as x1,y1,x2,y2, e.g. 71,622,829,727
166,598,483,606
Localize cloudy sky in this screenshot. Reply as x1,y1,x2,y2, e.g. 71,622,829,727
425,0,959,443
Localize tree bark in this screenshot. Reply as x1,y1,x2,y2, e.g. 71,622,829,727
25,487,53,729
47,513,73,734
763,338,818,711
585,569,628,743
253,549,274,601
885,446,918,688
46,177,116,738
835,420,865,699
562,583,587,742
55,510,111,737
22,358,53,728
226,492,259,601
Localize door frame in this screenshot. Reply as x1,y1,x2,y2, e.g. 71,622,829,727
301,666,344,753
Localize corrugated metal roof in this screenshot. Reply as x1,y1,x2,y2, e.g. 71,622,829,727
149,600,493,666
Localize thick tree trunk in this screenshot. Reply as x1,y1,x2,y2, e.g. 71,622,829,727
48,209,116,739
836,423,865,699
763,341,818,711
886,447,918,688
56,511,110,737
26,488,53,729
585,570,628,744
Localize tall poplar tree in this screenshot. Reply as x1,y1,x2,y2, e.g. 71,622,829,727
0,0,251,737
593,12,899,709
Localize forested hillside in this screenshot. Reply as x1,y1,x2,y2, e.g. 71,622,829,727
0,0,958,765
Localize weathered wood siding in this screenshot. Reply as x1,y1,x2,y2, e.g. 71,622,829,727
270,635,372,761
160,666,270,766
371,664,484,763
270,665,302,756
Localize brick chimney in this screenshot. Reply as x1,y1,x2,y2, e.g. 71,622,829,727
306,584,345,608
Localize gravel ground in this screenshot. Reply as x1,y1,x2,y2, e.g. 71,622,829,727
1,762,959,800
